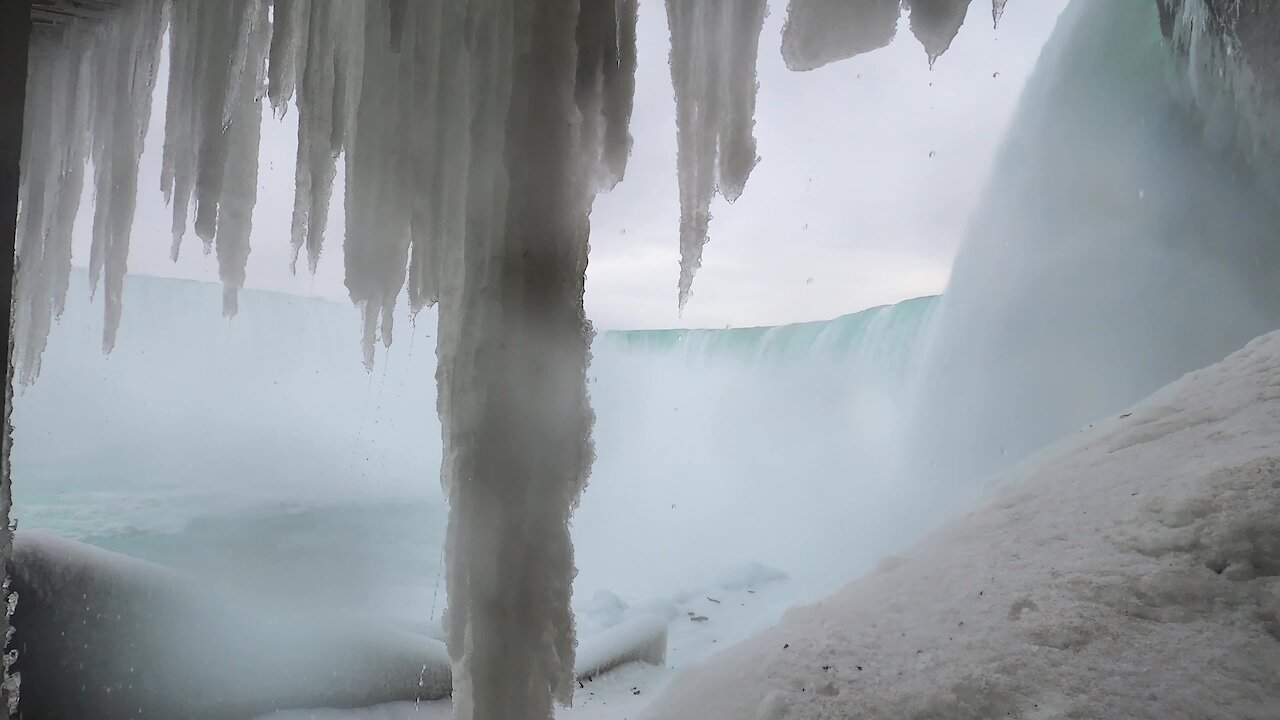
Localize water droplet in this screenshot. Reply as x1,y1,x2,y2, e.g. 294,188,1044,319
928,151,937,158
992,71,1000,78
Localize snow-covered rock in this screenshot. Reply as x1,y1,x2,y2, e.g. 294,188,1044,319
641,329,1280,720
10,531,452,720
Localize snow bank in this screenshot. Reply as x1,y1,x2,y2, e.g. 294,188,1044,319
10,530,451,720
640,329,1280,720
574,614,668,680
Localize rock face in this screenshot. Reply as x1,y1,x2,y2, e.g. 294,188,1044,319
1158,0,1280,195
9,531,452,720
1198,0,1280,96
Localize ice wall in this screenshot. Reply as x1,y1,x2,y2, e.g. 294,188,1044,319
906,0,1280,491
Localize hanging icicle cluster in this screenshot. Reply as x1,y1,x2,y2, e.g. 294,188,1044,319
16,0,164,378
161,0,273,317
16,2,647,719
666,0,768,309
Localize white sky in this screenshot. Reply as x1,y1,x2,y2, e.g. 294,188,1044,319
72,0,1069,330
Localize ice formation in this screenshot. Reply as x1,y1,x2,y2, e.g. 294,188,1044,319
779,0,1018,71
161,0,272,316
15,1,644,718
781,0,900,72
16,0,164,360
904,0,974,65
665,0,768,308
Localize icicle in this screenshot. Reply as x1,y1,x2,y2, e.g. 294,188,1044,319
666,0,768,308
345,0,421,367
160,0,270,313
191,1,252,251
289,0,364,275
216,0,270,316
903,0,974,66
406,1,470,315
433,1,639,717
780,0,900,72
84,0,166,352
574,0,639,191
160,0,198,260
993,0,1008,28
14,40,91,384
267,0,307,114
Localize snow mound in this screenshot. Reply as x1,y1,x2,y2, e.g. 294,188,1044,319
10,530,452,719
640,330,1280,720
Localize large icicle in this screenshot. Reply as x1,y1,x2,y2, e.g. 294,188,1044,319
289,0,364,275
14,41,91,384
903,0,974,65
780,0,900,72
405,2,471,315
345,0,459,366
574,0,639,191
435,1,638,717
666,0,768,308
83,0,165,352
161,0,270,315
267,0,307,113
215,0,270,316
993,0,1009,27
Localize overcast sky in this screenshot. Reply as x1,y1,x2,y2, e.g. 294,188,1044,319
72,0,1069,330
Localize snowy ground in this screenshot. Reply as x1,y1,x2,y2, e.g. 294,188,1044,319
273,328,1280,719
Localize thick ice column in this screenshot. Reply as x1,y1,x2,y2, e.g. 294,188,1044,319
0,4,30,713
436,1,596,718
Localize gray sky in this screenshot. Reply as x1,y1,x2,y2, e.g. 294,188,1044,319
72,0,1069,330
